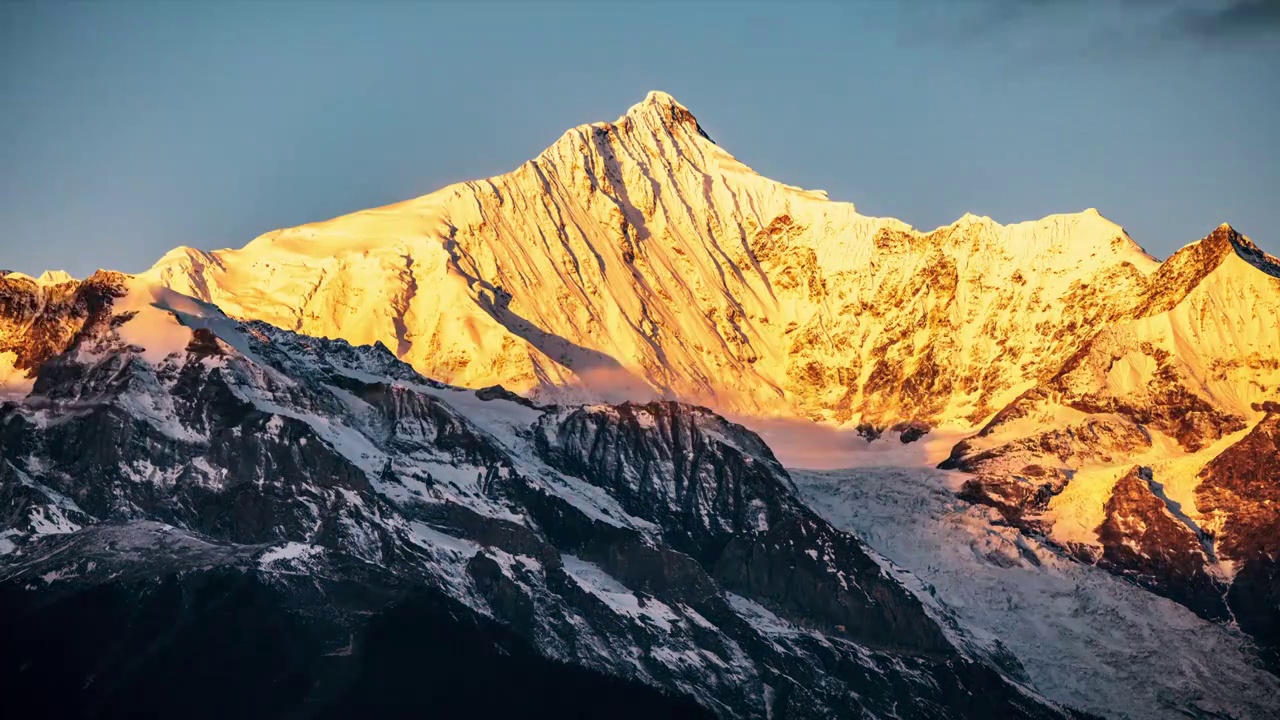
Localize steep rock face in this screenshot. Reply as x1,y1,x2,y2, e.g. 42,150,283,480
1197,412,1280,669
144,92,1158,429
0,270,125,398
1137,224,1280,316
1092,466,1227,621
0,280,1069,719
948,414,1150,532
533,402,950,653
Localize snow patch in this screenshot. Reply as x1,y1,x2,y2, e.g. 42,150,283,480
407,522,480,557
0,351,33,401
563,555,680,632
258,542,321,568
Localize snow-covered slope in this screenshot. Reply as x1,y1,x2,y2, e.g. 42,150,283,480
143,91,1162,430
0,273,1070,719
795,467,1280,720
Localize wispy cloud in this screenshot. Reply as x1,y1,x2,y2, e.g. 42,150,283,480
1175,0,1280,39
977,0,1280,42
915,0,1278,71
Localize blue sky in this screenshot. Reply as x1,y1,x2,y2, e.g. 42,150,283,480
2,0,1277,277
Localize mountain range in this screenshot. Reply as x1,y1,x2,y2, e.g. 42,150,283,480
2,92,1278,719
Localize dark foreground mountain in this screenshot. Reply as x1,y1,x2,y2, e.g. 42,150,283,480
0,271,1072,719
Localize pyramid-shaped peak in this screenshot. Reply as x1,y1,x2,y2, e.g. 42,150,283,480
1211,224,1280,278
1208,222,1241,242
1198,222,1262,261
1164,223,1244,268
36,269,75,285
1145,224,1280,312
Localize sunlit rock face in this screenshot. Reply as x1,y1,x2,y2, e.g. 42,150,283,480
1091,465,1228,621
1196,411,1280,670
0,270,127,398
143,91,1162,431
940,224,1280,662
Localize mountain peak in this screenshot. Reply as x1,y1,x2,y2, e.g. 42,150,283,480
1198,223,1279,276
1206,222,1241,246
1222,227,1280,279
621,90,714,143
641,89,684,109
1138,223,1280,316
626,90,689,118
1157,223,1256,268
535,91,715,167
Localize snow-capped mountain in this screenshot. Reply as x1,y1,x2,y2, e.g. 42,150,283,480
134,91,1280,669
0,271,1071,718
142,91,1160,431
4,91,1279,717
